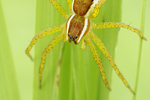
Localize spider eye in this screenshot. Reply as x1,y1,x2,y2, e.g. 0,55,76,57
73,37,75,40
68,33,72,38
75,35,78,39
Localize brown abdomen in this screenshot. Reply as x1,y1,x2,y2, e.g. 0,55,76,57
73,0,93,16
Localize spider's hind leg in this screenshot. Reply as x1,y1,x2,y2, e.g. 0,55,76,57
89,0,106,19
89,30,135,94
84,34,111,90
39,32,64,88
49,0,70,19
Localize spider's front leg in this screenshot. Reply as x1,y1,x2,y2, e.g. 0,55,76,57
91,22,147,40
39,31,65,88
84,34,111,90
89,30,134,94
81,39,87,50
25,24,65,60
49,0,70,19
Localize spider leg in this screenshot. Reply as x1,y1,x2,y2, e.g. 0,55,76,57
39,32,64,88
91,22,147,40
89,0,106,19
25,24,65,61
67,0,72,12
49,0,70,19
89,30,135,94
84,34,111,90
81,39,87,50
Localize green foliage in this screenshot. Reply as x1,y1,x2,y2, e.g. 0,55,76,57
0,1,20,100
1,0,149,100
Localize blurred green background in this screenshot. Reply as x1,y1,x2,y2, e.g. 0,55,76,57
0,0,150,100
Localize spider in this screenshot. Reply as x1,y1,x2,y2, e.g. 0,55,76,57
25,0,146,94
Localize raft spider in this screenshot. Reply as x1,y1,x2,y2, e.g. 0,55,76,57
25,0,146,94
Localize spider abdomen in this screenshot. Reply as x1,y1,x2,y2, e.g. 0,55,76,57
73,0,101,18
73,0,93,16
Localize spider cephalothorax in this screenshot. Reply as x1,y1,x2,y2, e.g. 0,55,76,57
66,0,97,44
26,0,146,94
66,14,90,44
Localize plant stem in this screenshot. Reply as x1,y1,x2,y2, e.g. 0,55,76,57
132,0,146,99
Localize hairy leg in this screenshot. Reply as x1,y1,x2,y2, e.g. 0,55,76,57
84,34,110,90
67,0,72,12
91,22,146,40
25,24,65,61
49,0,70,19
89,0,106,19
39,32,64,88
89,30,134,94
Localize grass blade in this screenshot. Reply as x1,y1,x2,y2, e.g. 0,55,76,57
132,0,146,99
0,1,20,100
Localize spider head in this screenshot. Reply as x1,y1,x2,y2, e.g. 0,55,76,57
66,14,90,44
68,33,78,43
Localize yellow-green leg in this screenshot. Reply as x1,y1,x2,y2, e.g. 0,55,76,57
89,30,135,94
49,0,70,19
25,24,65,61
89,0,106,19
81,39,87,50
84,34,111,90
67,0,72,12
91,22,146,40
39,32,64,88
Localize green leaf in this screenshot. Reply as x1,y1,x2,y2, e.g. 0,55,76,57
91,0,122,99
33,0,121,100
0,1,20,100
